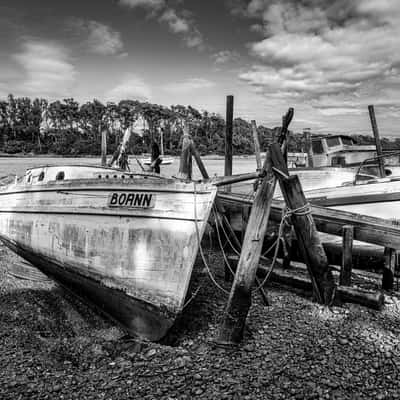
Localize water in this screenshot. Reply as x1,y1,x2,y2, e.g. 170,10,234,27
0,155,360,194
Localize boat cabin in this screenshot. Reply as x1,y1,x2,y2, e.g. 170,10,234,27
311,135,377,167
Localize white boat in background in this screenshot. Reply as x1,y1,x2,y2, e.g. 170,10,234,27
0,164,216,340
142,156,174,166
302,175,400,221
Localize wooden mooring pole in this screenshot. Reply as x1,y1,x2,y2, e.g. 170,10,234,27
218,108,293,344
383,247,396,291
340,225,354,286
101,128,107,166
251,120,262,171
176,123,192,180
368,105,385,178
270,143,336,304
224,95,234,191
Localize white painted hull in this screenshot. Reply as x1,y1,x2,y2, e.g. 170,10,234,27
302,177,400,221
0,166,216,340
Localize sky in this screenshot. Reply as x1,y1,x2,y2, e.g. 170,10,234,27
1,0,400,135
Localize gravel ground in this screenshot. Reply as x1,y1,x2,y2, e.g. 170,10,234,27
1,242,400,400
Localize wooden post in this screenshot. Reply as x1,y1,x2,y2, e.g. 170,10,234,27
191,142,209,179
218,151,277,343
340,225,354,286
383,247,396,291
251,120,262,171
101,128,107,166
270,143,336,304
303,128,313,168
368,105,385,178
224,95,234,191
218,108,294,344
176,123,192,180
282,226,294,269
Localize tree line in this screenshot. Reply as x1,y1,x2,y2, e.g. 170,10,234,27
0,95,281,156
1,94,397,157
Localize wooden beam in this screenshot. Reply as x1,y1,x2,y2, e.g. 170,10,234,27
190,142,209,179
218,108,293,344
101,129,107,167
218,150,277,344
340,225,354,286
251,120,262,171
224,95,234,191
176,124,192,180
257,264,384,310
303,129,313,168
382,247,396,290
217,193,400,250
368,105,385,178
270,143,335,304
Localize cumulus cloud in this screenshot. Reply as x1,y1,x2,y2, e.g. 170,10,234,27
119,0,203,49
119,0,165,10
162,78,215,93
69,18,125,56
212,50,240,64
235,0,400,117
106,75,151,102
13,40,76,98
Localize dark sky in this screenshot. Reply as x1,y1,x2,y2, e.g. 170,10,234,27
1,0,400,135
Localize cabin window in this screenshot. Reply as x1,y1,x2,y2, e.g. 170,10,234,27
56,171,65,181
341,137,353,146
105,175,109,179
326,137,340,147
312,140,324,154
27,175,32,183
121,175,125,179
38,172,45,181
113,175,118,179
98,175,102,179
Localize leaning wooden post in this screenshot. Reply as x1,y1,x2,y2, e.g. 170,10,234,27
101,128,107,166
190,139,269,304
340,225,354,286
270,143,336,304
368,105,385,178
382,247,396,291
251,120,262,171
218,151,277,343
176,123,192,180
224,95,234,191
218,108,294,344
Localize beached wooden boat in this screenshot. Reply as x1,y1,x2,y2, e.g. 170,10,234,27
0,164,216,340
302,175,400,220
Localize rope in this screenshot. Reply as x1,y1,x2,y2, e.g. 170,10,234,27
193,183,230,295
213,208,237,278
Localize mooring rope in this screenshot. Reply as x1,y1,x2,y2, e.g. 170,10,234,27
193,183,230,295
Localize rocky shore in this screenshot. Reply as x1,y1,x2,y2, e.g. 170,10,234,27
1,243,400,399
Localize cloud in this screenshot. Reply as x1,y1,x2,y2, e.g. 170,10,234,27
119,0,165,10
162,78,215,93
212,50,240,64
12,40,76,98
236,0,400,109
119,0,203,49
106,76,151,102
69,18,124,56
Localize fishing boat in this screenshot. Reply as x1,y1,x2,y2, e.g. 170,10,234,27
0,164,216,340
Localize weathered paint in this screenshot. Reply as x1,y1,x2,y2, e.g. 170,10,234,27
0,165,216,340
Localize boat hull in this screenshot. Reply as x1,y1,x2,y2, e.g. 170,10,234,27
0,175,216,340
